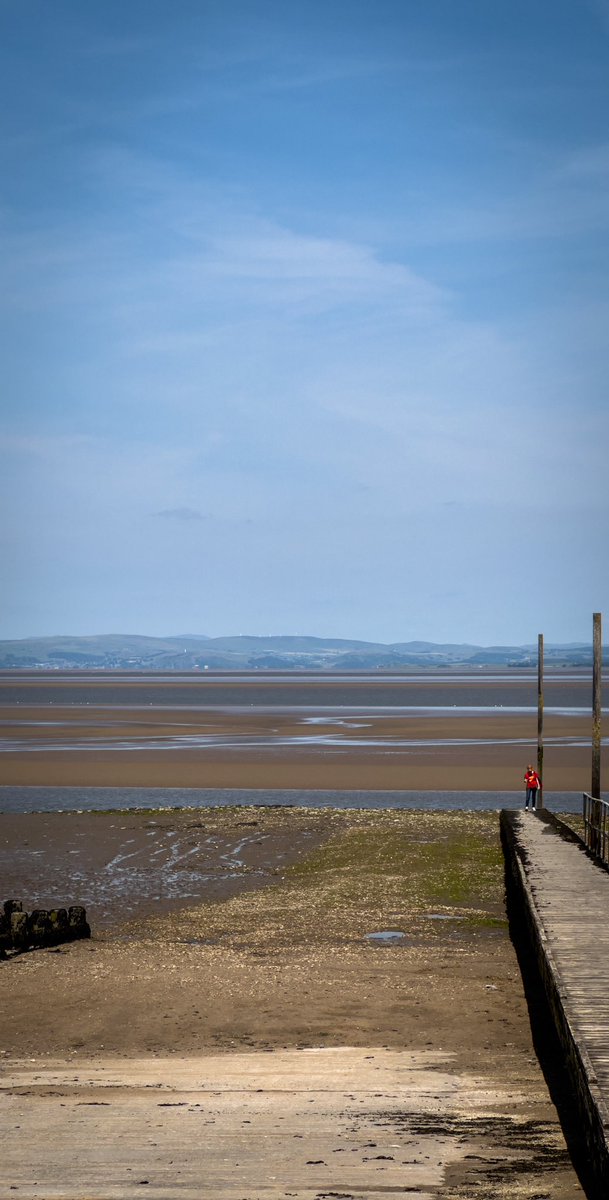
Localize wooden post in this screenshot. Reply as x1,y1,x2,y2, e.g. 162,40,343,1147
537,633,544,808
592,612,602,799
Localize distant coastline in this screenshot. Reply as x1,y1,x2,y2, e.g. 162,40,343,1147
0,632,598,671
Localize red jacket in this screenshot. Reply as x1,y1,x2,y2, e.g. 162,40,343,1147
524,769,541,789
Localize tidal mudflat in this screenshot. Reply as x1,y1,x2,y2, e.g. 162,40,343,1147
0,807,583,1197
0,668,602,792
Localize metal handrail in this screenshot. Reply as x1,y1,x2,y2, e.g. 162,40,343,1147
583,793,609,866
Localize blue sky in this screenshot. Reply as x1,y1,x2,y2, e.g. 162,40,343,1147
1,0,608,644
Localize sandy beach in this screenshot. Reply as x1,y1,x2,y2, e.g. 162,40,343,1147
0,807,584,1196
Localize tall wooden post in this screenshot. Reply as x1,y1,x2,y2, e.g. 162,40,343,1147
592,612,602,799
537,633,544,808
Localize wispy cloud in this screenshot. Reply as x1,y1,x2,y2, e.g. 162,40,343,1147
2,149,606,523
0,147,447,320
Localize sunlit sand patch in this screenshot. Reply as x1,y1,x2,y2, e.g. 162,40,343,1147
0,1047,569,1199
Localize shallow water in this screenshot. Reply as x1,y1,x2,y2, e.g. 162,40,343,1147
365,930,407,942
0,785,585,814
0,669,604,710
1,707,604,755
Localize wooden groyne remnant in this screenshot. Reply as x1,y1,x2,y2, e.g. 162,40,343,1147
0,899,90,957
501,808,609,1197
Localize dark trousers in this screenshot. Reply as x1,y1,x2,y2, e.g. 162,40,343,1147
526,787,538,808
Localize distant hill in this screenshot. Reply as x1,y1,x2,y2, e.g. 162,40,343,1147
0,633,597,670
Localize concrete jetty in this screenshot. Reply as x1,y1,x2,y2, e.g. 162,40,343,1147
502,808,609,1197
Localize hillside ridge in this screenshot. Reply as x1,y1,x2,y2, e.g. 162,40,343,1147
0,633,595,670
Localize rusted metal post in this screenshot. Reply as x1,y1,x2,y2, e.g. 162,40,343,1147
537,633,544,808
592,612,602,799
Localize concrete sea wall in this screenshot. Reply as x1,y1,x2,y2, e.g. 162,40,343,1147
501,809,609,1199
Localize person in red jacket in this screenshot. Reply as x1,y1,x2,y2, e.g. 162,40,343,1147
524,765,541,810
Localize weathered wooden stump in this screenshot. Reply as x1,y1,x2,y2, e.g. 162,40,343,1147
49,908,69,944
29,910,51,947
0,912,11,957
0,900,91,951
10,910,30,951
68,905,91,940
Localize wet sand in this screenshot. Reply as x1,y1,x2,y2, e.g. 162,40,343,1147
0,703,595,790
0,807,331,929
0,808,584,1197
